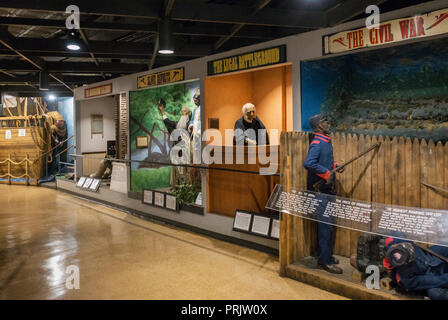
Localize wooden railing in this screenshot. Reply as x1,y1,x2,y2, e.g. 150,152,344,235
0,153,38,185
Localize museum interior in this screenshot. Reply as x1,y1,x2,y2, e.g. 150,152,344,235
1,0,448,304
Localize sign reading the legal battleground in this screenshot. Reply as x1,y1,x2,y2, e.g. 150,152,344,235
324,8,448,54
266,184,448,247
207,45,286,76
137,67,184,89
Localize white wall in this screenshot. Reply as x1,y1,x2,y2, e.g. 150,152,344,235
74,0,448,132
79,96,116,153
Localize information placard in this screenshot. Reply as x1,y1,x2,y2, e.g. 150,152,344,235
233,211,252,232
266,184,448,246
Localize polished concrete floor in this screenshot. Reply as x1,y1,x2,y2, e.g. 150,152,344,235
0,184,346,300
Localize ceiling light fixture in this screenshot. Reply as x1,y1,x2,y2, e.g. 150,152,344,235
48,94,56,101
158,18,174,54
66,31,81,51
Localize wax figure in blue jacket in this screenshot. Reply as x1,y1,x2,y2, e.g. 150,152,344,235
383,237,448,300
304,113,344,274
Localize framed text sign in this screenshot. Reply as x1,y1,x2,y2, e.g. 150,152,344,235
85,83,112,98
207,45,286,76
324,7,448,55
137,67,184,89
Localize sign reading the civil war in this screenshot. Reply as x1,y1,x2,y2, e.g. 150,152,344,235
137,67,184,89
207,45,286,76
324,8,448,54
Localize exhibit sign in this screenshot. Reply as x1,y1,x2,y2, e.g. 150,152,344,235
85,83,112,98
324,8,448,54
207,45,286,76
266,184,448,246
137,67,184,89
110,162,128,194
142,189,179,212
233,210,279,240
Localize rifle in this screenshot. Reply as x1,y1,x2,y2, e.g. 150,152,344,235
313,142,381,192
421,182,448,195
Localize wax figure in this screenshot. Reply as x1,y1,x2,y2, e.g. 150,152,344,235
304,113,343,274
384,237,448,300
188,90,201,164
47,111,67,176
233,103,269,145
157,98,192,185
158,98,192,134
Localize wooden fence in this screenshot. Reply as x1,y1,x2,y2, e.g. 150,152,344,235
279,131,448,274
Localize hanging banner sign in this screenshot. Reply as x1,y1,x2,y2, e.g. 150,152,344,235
266,184,448,247
207,45,287,76
324,8,448,54
85,83,112,98
137,67,184,89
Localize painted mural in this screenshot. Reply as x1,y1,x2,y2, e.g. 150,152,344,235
129,80,201,200
301,37,448,142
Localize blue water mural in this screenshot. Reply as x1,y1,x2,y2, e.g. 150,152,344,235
301,37,448,142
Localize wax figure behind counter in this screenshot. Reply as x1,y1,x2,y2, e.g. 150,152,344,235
233,103,269,145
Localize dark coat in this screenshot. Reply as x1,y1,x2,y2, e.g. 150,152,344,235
303,133,336,191
233,116,269,145
384,237,448,293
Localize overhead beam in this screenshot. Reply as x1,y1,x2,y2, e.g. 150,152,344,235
165,0,175,17
0,60,148,73
214,0,272,50
326,0,388,27
0,17,282,40
0,0,326,28
0,37,211,57
171,2,326,28
0,74,105,85
0,0,161,19
0,28,73,91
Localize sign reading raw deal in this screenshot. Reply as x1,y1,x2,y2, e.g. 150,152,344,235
137,67,184,89
324,8,448,54
208,45,286,76
85,83,112,98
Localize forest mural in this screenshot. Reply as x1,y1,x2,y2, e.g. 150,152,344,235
301,37,448,142
129,80,201,196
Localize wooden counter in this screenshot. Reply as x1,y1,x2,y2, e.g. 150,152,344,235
206,145,279,217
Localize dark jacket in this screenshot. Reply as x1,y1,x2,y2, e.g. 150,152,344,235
233,116,269,145
383,237,448,292
303,133,336,191
163,118,177,134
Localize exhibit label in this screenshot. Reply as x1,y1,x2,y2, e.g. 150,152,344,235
266,184,448,246
324,8,448,54
137,67,184,89
85,83,112,98
207,45,286,76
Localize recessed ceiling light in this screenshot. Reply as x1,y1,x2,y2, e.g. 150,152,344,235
158,49,174,54
67,43,81,51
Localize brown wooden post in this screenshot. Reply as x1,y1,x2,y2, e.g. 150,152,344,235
7,153,11,185
25,154,29,186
